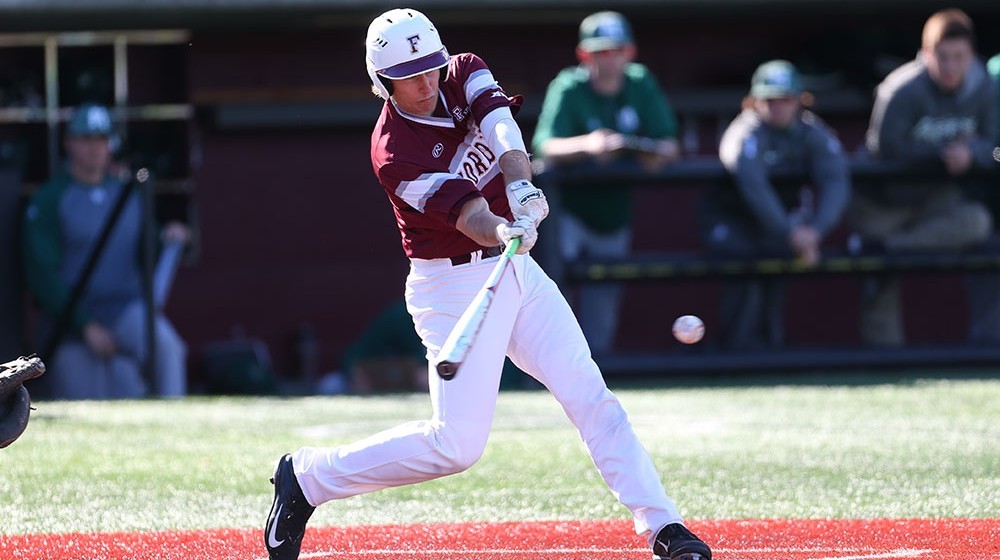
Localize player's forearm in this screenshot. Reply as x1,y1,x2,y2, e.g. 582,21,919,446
455,197,506,246
499,150,549,224
656,138,681,161
537,136,592,162
733,172,792,235
498,149,532,183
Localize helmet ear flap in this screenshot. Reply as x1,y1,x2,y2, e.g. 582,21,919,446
367,63,391,99
380,75,395,96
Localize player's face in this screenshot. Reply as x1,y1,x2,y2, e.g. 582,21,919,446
755,96,800,129
65,135,112,177
584,47,632,81
578,45,635,95
925,38,973,93
391,69,441,116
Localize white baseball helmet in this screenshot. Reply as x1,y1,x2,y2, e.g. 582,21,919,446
366,8,450,99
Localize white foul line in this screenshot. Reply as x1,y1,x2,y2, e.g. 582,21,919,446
809,549,933,560
261,546,935,559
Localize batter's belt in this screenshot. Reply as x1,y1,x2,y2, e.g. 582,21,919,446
449,245,504,266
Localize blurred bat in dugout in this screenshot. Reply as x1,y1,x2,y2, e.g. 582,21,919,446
435,238,520,380
621,135,662,154
154,237,185,309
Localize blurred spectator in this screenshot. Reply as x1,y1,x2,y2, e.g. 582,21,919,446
990,53,1000,107
532,11,680,355
22,103,190,399
966,52,1000,344
320,298,531,395
340,299,426,394
700,60,850,350
848,9,997,346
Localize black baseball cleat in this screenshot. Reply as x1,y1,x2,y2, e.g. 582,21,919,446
265,454,315,560
652,523,712,560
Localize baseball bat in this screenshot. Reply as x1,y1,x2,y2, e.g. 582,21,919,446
621,135,661,154
153,238,185,310
41,168,148,361
435,237,520,380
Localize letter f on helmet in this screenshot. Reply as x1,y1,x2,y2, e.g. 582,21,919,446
366,8,450,99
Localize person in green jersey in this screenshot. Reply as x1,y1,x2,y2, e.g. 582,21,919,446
533,11,680,355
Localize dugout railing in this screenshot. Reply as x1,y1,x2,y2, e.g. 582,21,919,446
533,156,1000,376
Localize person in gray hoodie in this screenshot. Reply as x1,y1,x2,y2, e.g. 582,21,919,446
969,52,1000,344
699,60,850,350
848,8,998,346
22,104,190,399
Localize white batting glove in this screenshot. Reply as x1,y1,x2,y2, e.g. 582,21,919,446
506,179,549,226
496,215,537,254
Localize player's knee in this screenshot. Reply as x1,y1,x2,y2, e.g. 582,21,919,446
565,387,629,436
432,426,488,474
437,442,487,474
436,451,481,475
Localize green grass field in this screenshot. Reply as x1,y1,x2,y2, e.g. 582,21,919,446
2,375,997,536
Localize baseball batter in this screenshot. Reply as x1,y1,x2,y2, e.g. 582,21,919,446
264,9,711,560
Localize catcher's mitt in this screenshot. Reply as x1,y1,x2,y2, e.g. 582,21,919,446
0,355,46,448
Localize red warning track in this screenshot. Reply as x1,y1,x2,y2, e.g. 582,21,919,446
1,519,997,560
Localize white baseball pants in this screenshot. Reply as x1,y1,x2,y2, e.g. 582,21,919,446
292,253,682,539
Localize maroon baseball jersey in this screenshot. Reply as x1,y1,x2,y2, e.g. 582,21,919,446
371,52,524,259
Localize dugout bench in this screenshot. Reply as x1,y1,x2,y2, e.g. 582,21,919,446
533,156,1000,376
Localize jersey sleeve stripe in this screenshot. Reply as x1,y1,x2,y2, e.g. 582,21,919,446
395,172,461,212
464,69,500,105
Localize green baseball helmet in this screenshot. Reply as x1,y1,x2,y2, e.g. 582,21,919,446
578,11,634,52
67,103,113,136
750,60,803,99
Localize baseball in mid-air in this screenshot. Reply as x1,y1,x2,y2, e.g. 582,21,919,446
672,315,705,344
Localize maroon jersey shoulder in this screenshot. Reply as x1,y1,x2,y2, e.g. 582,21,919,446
443,53,524,120
369,53,522,259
